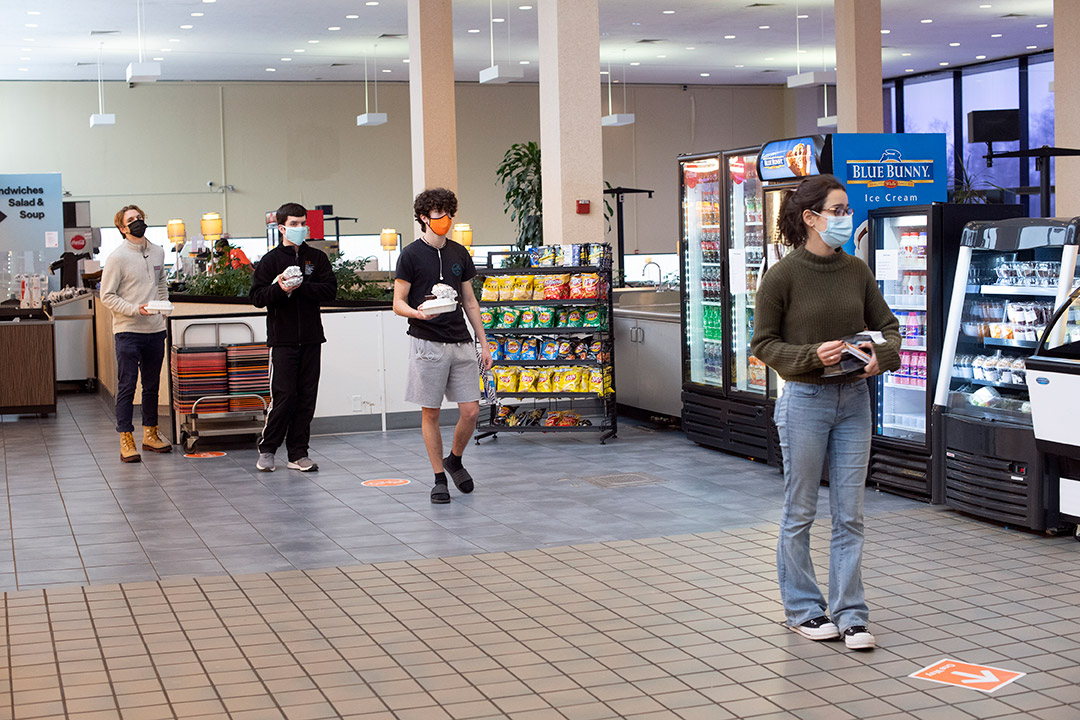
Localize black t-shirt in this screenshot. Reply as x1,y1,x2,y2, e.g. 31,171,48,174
395,238,476,343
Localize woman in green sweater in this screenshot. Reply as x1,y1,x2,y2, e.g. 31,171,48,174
751,174,900,651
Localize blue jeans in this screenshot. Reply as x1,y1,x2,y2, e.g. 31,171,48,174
774,379,871,632
115,331,167,433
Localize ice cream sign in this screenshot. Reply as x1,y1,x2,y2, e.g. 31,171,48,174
846,149,936,188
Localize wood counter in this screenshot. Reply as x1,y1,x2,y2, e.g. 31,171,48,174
0,319,56,414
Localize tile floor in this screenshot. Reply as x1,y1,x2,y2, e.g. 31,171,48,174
1,393,1079,719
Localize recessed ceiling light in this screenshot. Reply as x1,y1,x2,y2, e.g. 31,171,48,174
921,19,933,24
346,15,359,19
23,38,34,41
153,57,164,61
976,55,986,59
25,23,38,28
1036,23,1048,28
202,0,216,3
949,42,960,47
328,26,340,31
656,55,666,58
686,46,695,50
293,49,305,52
797,14,809,19
764,57,774,61
519,60,530,64
159,48,172,52
735,64,744,68
492,17,505,22
662,10,675,14
979,3,991,7
519,5,533,9
629,62,640,66
382,69,391,72
402,58,409,63
1027,45,1037,49
632,22,641,26
281,57,292,61
266,68,276,72
905,68,914,72
20,48,31,52
700,73,710,77
991,33,1002,38
308,40,319,43
939,61,949,66
19,57,30,61
600,70,609,75
366,1,379,4
180,24,193,29
191,12,203,17
759,25,770,30
613,79,619,83
881,30,890,35
468,29,480,33
27,10,40,15
901,52,911,56
724,35,735,39
169,38,180,42
18,68,29,72
798,49,807,54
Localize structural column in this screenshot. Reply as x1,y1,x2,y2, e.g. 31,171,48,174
834,0,883,133
537,0,604,245
407,0,457,196
1055,0,1080,216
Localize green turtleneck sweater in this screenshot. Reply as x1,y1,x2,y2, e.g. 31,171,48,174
750,246,901,384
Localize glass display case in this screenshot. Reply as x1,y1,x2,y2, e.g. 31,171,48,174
679,153,723,388
725,151,766,396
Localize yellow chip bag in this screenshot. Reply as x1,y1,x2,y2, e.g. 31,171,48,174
533,277,547,300
518,367,539,393
495,367,519,393
498,276,516,301
561,369,582,393
536,368,553,393
589,368,604,395
481,276,500,302
512,275,534,301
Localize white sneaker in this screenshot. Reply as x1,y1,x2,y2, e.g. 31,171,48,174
256,453,275,472
789,616,840,641
843,626,876,650
287,457,318,472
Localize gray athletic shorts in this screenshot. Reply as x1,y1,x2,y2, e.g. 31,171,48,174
405,337,481,409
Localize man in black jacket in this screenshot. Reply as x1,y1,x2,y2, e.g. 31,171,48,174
250,202,337,472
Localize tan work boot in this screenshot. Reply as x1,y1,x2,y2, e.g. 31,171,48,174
142,426,173,453
120,432,142,463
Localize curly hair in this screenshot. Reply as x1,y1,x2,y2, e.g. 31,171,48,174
776,174,845,248
413,188,458,231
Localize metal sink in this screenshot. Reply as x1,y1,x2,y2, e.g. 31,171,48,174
613,289,681,318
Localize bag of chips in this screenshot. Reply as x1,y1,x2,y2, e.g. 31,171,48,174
544,411,564,427
528,247,543,268
520,337,538,361
587,339,603,361
569,244,584,267
561,369,582,393
481,276,500,302
535,307,555,328
539,337,559,361
566,309,584,327
588,243,612,268
537,246,556,267
518,367,539,393
488,338,502,361
589,368,605,395
503,337,523,361
536,368,553,392
495,367,519,393
480,308,496,329
495,405,517,425
569,274,585,299
583,307,603,328
519,308,537,328
603,367,614,396
543,274,571,300
553,245,565,267
580,273,600,299
557,339,575,360
495,275,514,301
532,280,547,301
574,341,589,360
497,307,521,328
558,411,582,426
557,309,570,328
512,275,533,301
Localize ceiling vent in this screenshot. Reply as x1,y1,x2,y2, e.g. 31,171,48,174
636,39,667,44
1000,13,1030,18
746,2,778,7
89,30,120,35
329,63,352,67
76,62,96,66
377,33,405,39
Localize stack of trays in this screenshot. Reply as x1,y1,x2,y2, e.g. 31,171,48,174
226,342,271,412
171,346,228,415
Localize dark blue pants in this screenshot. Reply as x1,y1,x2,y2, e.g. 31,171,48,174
258,344,321,461
115,331,167,433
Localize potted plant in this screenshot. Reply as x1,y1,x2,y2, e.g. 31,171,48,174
496,141,543,266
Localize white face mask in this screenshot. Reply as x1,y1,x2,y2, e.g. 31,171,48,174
282,225,308,245
813,212,852,249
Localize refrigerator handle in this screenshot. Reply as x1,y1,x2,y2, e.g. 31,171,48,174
1051,245,1080,348
934,245,972,408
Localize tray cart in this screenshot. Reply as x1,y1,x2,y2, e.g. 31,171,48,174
170,322,269,453
475,246,618,444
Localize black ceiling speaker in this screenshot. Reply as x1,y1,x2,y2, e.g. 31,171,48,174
968,109,1021,143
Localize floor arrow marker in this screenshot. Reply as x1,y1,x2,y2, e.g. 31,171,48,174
954,669,999,684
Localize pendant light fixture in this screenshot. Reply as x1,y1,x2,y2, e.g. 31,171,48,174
90,43,116,127
601,53,634,127
357,45,388,126
480,0,522,83
786,1,834,89
126,0,160,82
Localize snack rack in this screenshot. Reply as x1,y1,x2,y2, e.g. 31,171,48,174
474,247,617,444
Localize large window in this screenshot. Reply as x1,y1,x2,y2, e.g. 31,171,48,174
961,62,1020,197
1028,56,1055,216
903,75,955,181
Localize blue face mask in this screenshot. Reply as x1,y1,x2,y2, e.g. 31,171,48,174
283,225,308,245
814,212,852,249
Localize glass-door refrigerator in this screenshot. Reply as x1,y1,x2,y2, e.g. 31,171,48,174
679,152,723,392
867,203,1025,502
933,217,1080,531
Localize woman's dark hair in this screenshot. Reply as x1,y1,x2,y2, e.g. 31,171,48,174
414,187,458,231
776,174,845,248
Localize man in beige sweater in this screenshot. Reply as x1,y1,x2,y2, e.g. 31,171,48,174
99,205,172,462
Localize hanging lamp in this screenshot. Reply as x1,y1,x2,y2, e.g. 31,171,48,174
601,54,634,127
126,0,160,82
480,0,522,83
90,43,116,127
357,44,388,126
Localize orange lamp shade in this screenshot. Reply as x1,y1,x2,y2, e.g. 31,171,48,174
452,223,472,248
167,219,186,240
380,228,398,251
201,212,223,240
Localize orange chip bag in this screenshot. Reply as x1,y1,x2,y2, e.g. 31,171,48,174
543,274,571,300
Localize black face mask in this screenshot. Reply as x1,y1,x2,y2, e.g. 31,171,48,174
127,218,147,238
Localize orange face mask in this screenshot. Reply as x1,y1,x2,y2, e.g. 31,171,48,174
428,214,453,236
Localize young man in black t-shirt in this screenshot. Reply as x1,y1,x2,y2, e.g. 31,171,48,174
394,188,493,504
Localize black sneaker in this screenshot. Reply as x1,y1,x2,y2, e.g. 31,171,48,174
843,626,875,650
789,616,840,641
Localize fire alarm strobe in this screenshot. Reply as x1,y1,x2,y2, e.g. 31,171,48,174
576,200,591,214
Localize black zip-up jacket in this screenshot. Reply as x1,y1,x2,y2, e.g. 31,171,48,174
250,242,337,346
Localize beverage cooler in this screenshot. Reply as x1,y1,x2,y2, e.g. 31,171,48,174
867,203,1024,501
933,217,1080,531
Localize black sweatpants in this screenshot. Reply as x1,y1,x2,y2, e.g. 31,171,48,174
258,344,321,462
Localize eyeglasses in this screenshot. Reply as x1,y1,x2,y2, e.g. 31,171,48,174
819,205,854,217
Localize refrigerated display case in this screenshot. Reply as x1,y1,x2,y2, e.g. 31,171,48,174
867,203,1024,501
726,150,766,398
933,217,1080,531
678,152,723,390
